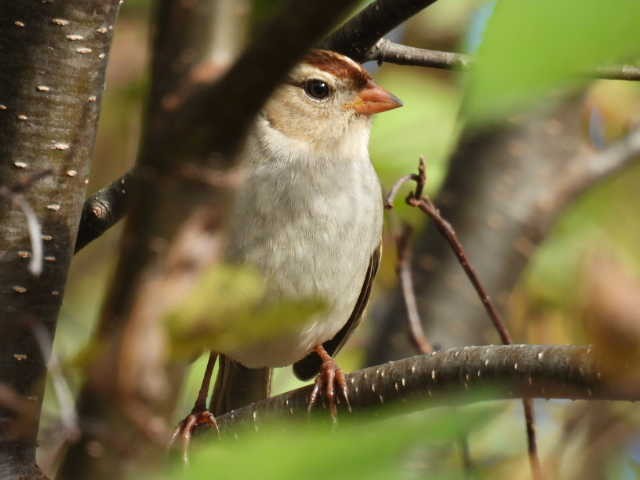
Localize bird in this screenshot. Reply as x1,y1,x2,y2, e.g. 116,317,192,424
171,49,402,455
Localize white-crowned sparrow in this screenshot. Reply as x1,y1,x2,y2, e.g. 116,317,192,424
173,49,401,450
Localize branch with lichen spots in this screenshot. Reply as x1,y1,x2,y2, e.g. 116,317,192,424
210,345,623,433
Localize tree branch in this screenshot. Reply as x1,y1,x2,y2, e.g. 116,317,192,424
366,39,640,81
73,0,445,250
74,172,131,252
366,39,471,70
322,0,439,61
211,345,623,433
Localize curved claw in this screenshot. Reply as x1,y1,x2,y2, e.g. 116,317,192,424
307,346,350,421
168,410,219,464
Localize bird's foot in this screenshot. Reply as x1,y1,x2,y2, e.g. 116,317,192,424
307,345,351,421
169,409,219,464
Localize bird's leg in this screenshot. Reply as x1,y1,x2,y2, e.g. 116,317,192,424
169,351,219,463
307,345,351,421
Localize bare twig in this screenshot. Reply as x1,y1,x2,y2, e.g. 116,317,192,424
409,196,513,344
367,39,640,81
388,158,545,478
394,223,433,354
594,64,640,81
367,39,471,70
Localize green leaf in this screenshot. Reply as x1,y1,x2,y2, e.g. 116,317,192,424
465,0,640,124
155,403,497,480
165,264,327,359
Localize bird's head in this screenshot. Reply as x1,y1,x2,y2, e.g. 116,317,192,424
261,50,402,156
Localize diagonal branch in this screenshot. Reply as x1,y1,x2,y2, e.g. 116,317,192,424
322,0,439,61
74,0,445,249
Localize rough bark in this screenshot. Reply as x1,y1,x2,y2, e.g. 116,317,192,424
0,1,120,478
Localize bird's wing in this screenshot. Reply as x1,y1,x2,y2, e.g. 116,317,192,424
293,243,382,380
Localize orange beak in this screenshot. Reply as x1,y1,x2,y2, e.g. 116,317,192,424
350,80,403,115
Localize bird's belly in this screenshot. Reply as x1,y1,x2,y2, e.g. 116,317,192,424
223,168,382,368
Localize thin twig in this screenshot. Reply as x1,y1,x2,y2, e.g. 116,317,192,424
389,158,544,479
394,223,433,354
409,196,513,344
367,39,471,70
367,39,640,81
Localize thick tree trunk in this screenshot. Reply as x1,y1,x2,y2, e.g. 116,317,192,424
0,1,120,478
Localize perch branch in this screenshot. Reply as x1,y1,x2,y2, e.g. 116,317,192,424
210,345,624,433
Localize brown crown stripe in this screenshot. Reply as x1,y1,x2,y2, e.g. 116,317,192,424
303,49,371,88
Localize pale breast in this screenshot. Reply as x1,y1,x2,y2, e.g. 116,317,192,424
223,129,383,368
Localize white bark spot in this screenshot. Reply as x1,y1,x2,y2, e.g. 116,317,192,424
46,203,61,211
14,21,25,28
13,353,27,361
66,34,84,41
13,161,28,169
76,47,93,54
36,85,51,92
52,18,70,26
52,142,70,150
66,169,78,177
12,285,27,293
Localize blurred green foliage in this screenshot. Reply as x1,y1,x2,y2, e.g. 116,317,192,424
154,403,497,480
166,264,326,359
465,0,640,124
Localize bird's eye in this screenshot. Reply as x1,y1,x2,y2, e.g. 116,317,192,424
303,79,331,100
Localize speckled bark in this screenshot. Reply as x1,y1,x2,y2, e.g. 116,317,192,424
207,345,622,434
0,2,119,478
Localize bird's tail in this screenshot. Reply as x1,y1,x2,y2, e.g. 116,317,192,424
211,355,271,415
